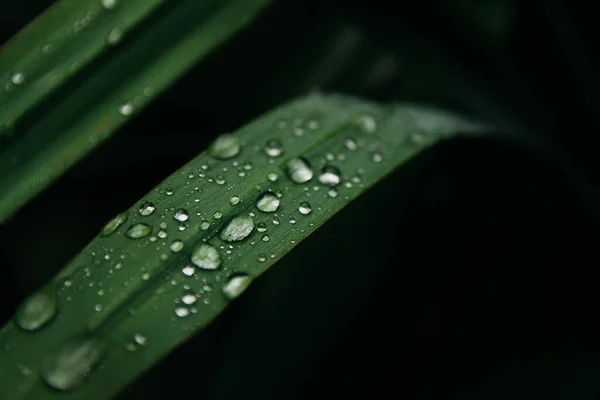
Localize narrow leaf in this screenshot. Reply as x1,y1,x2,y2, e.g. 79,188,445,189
0,94,487,399
0,0,272,222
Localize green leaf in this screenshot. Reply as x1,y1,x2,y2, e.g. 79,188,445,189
0,94,487,399
0,0,272,223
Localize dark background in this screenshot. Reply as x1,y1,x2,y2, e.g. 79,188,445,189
1,0,599,398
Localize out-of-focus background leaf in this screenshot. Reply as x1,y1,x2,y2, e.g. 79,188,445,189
1,0,599,399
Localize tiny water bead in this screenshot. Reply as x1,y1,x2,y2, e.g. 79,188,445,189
222,274,253,300
356,114,377,133
257,254,267,262
134,334,147,346
263,139,283,157
256,191,280,213
165,188,174,196
257,222,267,232
219,215,254,242
200,221,210,230
298,201,312,215
106,28,123,45
14,292,57,331
285,157,313,183
210,134,241,159
215,175,226,185
101,212,128,236
230,196,241,205
267,172,278,182
118,103,133,116
139,201,155,216
344,138,358,151
181,291,197,305
174,307,189,318
191,244,221,270
371,152,383,163
41,337,107,391
327,189,338,198
101,0,118,9
125,223,151,239
318,166,342,187
261,234,270,242
173,208,189,222
157,230,168,239
181,265,195,277
11,72,25,85
170,240,184,253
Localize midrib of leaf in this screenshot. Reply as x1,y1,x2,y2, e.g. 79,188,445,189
0,0,272,223
0,94,487,400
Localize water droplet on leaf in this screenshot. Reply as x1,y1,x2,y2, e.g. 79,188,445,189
298,201,312,215
285,157,313,183
219,215,254,242
256,191,280,213
139,201,155,216
14,291,57,331
210,134,241,159
126,223,151,239
41,337,107,390
173,209,189,222
318,166,341,186
222,274,252,300
170,240,184,253
264,139,283,157
190,244,221,270
101,213,127,236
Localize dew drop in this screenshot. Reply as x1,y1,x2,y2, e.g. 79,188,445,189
41,338,106,390
263,139,283,157
267,172,278,182
139,201,155,216
327,189,338,198
157,230,168,239
118,103,133,116
190,244,221,270
134,334,146,346
210,134,241,159
181,292,197,305
257,222,267,232
285,157,313,183
200,221,210,230
258,254,267,262
106,28,123,45
261,234,270,242
219,215,254,242
181,265,195,276
101,212,127,236
170,240,184,253
298,201,312,215
125,223,151,239
11,72,25,85
229,196,240,205
14,291,57,331
213,211,223,219
256,191,280,213
357,115,377,133
165,188,174,196
344,138,358,151
222,274,253,300
318,165,342,187
371,152,383,163
272,217,280,225
101,0,118,9
174,307,189,318
173,209,189,222
215,175,226,185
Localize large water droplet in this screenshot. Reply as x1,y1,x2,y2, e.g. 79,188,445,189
318,166,341,187
14,291,57,331
219,215,254,242
298,201,312,215
173,209,189,222
285,157,313,183
222,274,252,300
126,223,151,239
101,212,127,236
263,139,283,157
190,244,221,270
139,201,155,216
210,134,241,159
256,191,280,213
41,337,106,390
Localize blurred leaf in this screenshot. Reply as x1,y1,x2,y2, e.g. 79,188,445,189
0,0,272,223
